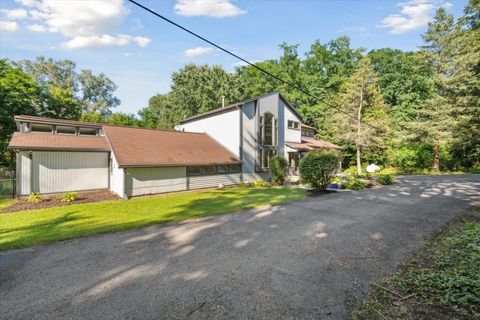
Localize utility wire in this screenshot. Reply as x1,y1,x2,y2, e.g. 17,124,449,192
127,0,381,131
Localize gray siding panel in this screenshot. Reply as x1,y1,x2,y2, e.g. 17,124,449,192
188,173,241,190
18,151,32,196
32,151,108,194
126,167,187,197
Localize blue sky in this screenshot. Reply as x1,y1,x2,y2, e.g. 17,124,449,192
0,0,467,114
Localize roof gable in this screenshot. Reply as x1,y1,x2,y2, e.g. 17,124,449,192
179,92,303,124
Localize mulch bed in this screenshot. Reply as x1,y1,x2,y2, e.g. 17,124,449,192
2,189,120,213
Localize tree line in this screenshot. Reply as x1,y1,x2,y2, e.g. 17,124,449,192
1,1,478,172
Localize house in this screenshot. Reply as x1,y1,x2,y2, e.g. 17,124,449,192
8,115,241,198
177,92,342,178
8,93,341,198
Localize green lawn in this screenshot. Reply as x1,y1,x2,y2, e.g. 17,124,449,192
0,197,16,211
0,186,305,251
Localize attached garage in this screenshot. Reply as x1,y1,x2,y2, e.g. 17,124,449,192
9,115,243,198
9,128,111,196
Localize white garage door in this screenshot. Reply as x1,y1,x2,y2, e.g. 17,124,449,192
32,151,109,194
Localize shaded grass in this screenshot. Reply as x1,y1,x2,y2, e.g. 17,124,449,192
352,207,480,320
0,197,16,211
0,186,306,251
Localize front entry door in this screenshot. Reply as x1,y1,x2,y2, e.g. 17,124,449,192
288,152,299,175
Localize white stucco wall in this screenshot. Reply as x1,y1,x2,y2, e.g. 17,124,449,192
283,99,302,144
110,152,125,197
177,109,241,157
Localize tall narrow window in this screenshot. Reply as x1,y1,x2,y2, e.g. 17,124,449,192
259,116,264,143
263,113,273,145
274,119,278,145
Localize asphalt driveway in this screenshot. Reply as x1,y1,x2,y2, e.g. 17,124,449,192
1,175,479,319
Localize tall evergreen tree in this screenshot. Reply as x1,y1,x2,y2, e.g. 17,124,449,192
409,8,458,171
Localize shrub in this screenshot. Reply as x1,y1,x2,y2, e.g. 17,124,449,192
269,156,288,185
252,180,269,187
377,174,394,185
28,192,43,203
60,192,78,202
343,179,367,190
299,150,340,191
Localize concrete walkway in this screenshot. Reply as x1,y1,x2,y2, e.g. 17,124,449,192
1,175,479,319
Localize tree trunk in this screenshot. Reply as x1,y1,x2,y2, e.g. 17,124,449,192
356,81,364,175
433,143,440,172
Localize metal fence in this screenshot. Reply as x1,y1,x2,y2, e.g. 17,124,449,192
0,167,15,198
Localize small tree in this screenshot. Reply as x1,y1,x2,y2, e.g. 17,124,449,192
299,150,340,191
269,156,288,185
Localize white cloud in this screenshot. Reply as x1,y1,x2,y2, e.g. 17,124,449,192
0,21,19,32
10,0,151,49
175,0,246,18
1,8,28,19
184,46,215,57
26,23,48,32
232,60,260,68
379,0,451,34
63,34,151,49
15,0,38,7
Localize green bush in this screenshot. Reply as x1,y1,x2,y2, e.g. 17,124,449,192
299,150,340,191
269,156,288,185
28,192,43,203
377,174,394,185
343,179,367,190
60,192,78,202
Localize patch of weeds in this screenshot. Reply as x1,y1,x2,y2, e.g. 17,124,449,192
343,179,368,190
377,174,395,185
352,207,480,320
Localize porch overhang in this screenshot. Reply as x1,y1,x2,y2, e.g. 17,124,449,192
286,136,343,153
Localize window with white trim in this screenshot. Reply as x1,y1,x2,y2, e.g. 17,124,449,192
288,120,300,130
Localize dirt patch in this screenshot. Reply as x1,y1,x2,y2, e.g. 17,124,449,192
2,189,120,213
306,189,339,196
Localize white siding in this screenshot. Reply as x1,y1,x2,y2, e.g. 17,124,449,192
110,152,125,197
17,151,32,196
188,173,240,190
178,109,241,157
31,151,108,194
126,167,187,197
283,99,302,144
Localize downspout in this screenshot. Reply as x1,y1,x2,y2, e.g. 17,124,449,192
238,104,243,182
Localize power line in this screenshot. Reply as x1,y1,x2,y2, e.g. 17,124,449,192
127,0,381,131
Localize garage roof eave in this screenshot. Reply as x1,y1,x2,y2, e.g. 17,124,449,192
119,161,242,168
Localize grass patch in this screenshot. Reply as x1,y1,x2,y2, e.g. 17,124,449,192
352,207,480,320
0,186,305,251
0,197,16,211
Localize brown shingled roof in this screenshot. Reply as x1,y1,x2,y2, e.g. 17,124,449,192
301,123,316,131
8,132,110,151
103,125,241,167
286,136,343,152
